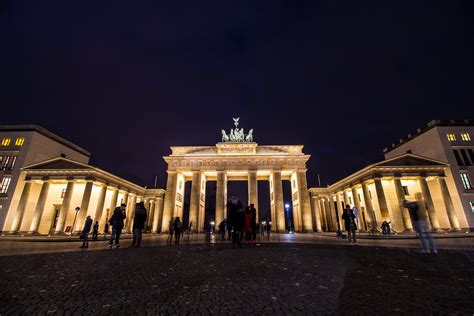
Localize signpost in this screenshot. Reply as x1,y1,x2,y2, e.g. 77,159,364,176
70,207,80,239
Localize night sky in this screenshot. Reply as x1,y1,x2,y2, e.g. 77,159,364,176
1,1,473,191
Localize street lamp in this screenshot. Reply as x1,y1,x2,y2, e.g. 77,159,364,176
210,221,215,234
284,203,291,233
70,207,80,239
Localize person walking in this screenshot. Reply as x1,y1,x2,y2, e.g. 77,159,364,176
227,195,244,248
92,221,99,240
131,201,147,248
167,218,174,243
219,219,226,240
266,218,272,239
173,217,182,244
404,199,437,254
104,222,109,240
108,203,127,249
80,216,93,249
248,204,257,242
342,205,357,243
243,206,253,242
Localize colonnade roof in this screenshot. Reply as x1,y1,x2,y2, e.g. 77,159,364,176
309,153,449,195
20,157,164,196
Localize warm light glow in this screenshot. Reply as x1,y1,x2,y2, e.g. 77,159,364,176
15,137,25,146
1,138,11,146
446,133,456,142
461,133,471,141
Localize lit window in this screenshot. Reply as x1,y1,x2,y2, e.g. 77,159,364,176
402,186,409,195
460,173,473,190
61,188,67,198
461,133,471,141
1,156,10,171
447,134,456,142
15,137,25,146
0,176,12,194
9,156,17,170
1,138,11,146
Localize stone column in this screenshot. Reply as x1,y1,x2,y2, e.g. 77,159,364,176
93,184,107,223
328,196,338,231
161,171,177,233
374,178,390,219
28,181,50,234
74,181,93,232
336,193,343,230
419,177,441,232
146,200,155,232
189,172,202,230
362,182,377,231
297,170,312,232
437,177,461,231
122,191,129,207
126,195,138,232
10,181,32,233
215,171,226,228
393,178,413,231
324,199,332,231
343,190,350,207
351,186,364,232
248,170,258,220
272,170,285,232
310,195,322,232
55,181,75,234
152,196,164,233
319,199,327,231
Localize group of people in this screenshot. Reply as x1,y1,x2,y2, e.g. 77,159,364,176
226,195,258,248
381,220,392,235
80,201,148,249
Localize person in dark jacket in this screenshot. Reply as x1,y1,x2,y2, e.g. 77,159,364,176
249,204,257,241
227,195,244,248
341,205,357,243
173,217,182,244
108,203,127,249
104,222,109,240
80,216,93,249
92,221,99,240
404,198,437,254
131,202,148,248
219,219,227,240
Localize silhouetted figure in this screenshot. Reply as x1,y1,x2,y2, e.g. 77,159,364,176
108,203,127,249
266,218,272,238
227,195,244,248
104,222,109,239
80,216,93,249
219,219,227,240
404,199,437,254
132,201,147,248
92,221,99,240
342,206,357,243
173,217,182,244
167,218,174,243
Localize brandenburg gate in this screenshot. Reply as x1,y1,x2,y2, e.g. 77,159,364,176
161,118,313,233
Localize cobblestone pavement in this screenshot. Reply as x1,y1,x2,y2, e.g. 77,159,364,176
0,242,473,315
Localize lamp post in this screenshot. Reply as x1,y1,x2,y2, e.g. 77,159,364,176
70,207,80,239
285,203,291,233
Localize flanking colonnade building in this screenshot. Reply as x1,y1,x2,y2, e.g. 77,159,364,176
0,120,473,235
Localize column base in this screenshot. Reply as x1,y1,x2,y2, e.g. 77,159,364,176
432,228,445,233
26,231,42,235
53,231,67,236
403,228,415,233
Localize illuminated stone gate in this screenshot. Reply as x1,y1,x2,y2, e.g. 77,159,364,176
161,119,313,233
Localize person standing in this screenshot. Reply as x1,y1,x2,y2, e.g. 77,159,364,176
228,195,244,248
243,206,253,242
131,202,148,248
219,219,226,240
167,218,174,243
404,199,437,254
92,221,99,240
173,217,182,244
80,216,93,249
266,218,272,239
342,205,357,243
108,203,127,249
248,204,257,242
104,221,109,240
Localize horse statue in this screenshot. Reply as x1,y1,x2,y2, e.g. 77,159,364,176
221,130,230,142
245,129,253,142
229,129,236,142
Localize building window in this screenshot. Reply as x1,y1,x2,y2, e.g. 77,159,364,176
461,133,471,141
61,188,67,198
14,137,25,146
1,156,10,170
453,150,465,166
446,134,456,142
0,176,12,194
9,155,17,170
460,149,472,166
1,138,11,146
460,173,473,190
402,186,409,195
470,201,474,213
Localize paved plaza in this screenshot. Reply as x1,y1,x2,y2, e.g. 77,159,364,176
0,235,473,314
